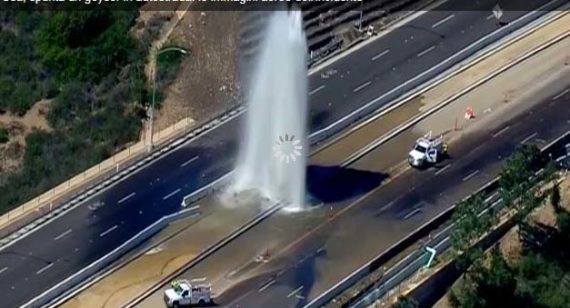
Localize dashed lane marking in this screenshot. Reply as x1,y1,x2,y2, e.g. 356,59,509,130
372,49,390,61
118,192,136,204
287,286,304,298
435,164,452,175
492,125,510,137
163,188,181,200
54,229,72,241
417,46,435,57
309,85,325,96
258,279,275,292
36,263,54,275
353,81,371,93
462,170,480,182
100,225,118,237
432,14,455,28
180,156,199,168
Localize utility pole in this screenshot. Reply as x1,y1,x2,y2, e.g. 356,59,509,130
146,47,188,153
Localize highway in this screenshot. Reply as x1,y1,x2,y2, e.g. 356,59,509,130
135,34,570,307
0,0,556,306
133,28,570,308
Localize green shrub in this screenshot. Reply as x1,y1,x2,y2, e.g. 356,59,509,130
0,127,8,143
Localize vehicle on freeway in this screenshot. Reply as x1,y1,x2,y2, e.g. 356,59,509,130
408,131,448,168
163,279,213,307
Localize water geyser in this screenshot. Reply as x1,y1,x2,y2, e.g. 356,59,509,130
233,10,308,210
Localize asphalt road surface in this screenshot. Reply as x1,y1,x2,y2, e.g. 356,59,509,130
0,0,555,306
141,75,570,308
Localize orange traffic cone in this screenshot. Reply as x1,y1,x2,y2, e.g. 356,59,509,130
464,107,475,120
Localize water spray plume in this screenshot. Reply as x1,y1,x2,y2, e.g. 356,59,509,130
233,10,308,211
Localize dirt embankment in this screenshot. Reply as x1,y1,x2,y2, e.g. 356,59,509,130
152,10,242,131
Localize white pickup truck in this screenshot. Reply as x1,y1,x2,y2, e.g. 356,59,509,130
408,131,448,168
163,279,213,307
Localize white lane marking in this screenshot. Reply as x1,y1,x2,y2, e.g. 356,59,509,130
287,286,304,298
36,263,54,275
0,267,8,275
163,188,181,200
492,125,510,137
432,14,455,28
462,170,480,182
552,89,569,100
180,156,199,168
435,164,452,175
54,229,72,241
521,132,538,144
353,81,372,93
309,85,325,96
403,208,422,220
486,14,494,20
100,225,118,237
118,192,136,204
259,279,276,292
417,46,435,57
371,49,390,61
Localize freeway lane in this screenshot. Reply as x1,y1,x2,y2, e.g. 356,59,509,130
0,0,557,306
141,67,570,308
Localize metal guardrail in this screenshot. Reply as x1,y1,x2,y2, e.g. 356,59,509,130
311,131,570,308
22,206,201,308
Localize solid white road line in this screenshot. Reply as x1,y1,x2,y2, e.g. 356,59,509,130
372,49,390,61
180,156,199,168
462,170,480,182
54,229,72,241
99,225,118,238
521,132,538,144
287,286,304,298
309,85,325,96
435,164,452,175
492,125,510,137
163,188,181,200
353,81,372,93
258,279,276,292
0,267,8,275
552,89,569,100
118,192,136,204
36,263,54,275
417,46,436,57
432,14,455,28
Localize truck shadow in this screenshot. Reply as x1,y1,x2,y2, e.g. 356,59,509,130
306,165,388,203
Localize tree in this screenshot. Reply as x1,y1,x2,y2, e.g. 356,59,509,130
451,193,495,269
499,145,542,205
393,295,418,308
